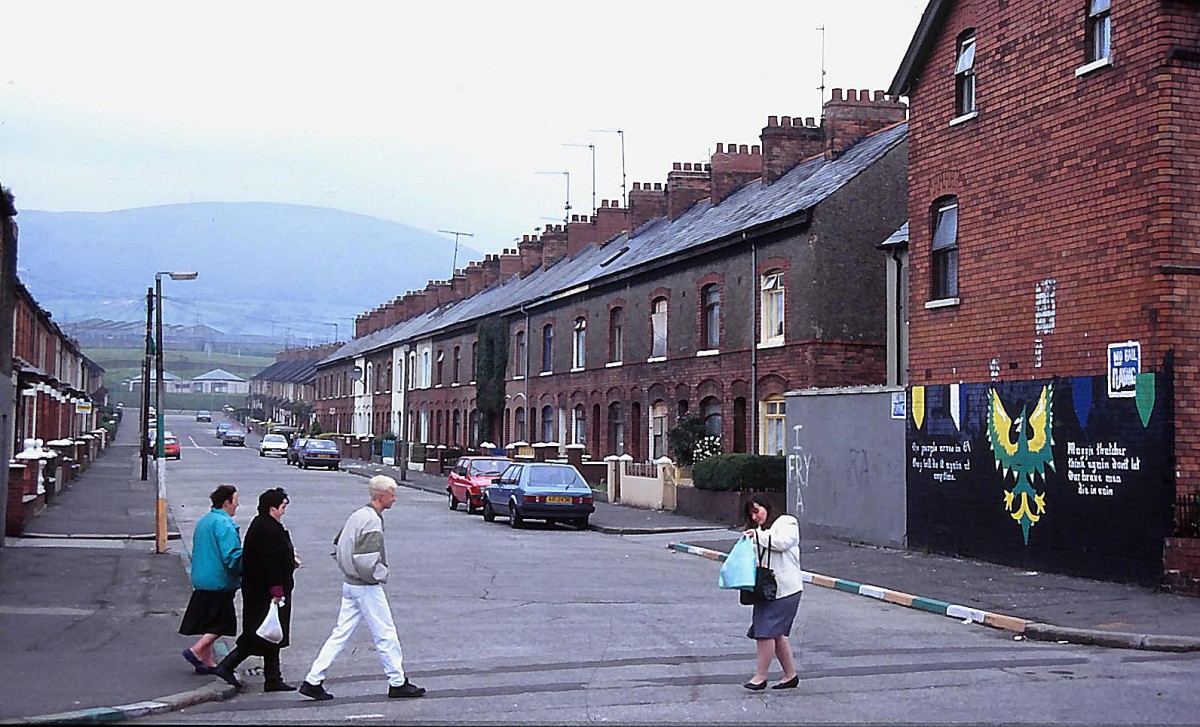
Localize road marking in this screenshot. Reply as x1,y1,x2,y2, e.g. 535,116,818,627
0,605,97,617
187,435,220,456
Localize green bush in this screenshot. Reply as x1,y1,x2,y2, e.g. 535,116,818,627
667,414,708,466
692,453,787,492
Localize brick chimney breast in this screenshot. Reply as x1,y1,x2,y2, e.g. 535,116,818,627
760,115,824,184
518,235,544,278
666,162,712,220
823,88,907,160
593,199,628,244
499,248,522,279
541,224,569,269
629,182,667,232
711,142,762,205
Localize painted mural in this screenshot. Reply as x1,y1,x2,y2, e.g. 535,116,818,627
906,372,1172,585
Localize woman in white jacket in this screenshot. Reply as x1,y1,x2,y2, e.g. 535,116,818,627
741,494,802,690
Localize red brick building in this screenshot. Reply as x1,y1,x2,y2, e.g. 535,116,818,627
891,0,1200,588
316,91,909,462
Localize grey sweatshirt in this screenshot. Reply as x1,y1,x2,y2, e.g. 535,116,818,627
333,505,388,586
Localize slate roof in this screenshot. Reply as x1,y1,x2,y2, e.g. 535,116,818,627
880,222,909,248
253,358,318,384
320,122,908,367
193,368,246,382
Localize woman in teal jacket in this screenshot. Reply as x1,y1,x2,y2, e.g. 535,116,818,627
179,484,242,673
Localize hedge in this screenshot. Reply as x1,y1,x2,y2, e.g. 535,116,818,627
692,454,787,492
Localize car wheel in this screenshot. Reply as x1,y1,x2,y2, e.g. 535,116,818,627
301,461,308,470
509,503,524,529
448,490,460,511
259,451,264,457
465,499,477,515
482,500,496,522
573,516,589,529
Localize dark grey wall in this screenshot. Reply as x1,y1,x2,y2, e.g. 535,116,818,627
785,386,906,547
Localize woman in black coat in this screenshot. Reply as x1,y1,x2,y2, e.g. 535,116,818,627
211,488,297,692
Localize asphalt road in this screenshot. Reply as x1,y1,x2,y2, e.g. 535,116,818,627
143,415,1200,725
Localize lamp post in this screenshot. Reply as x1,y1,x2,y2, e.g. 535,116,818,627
154,270,198,554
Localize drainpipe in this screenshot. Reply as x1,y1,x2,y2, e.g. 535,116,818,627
520,302,531,443
749,232,757,454
399,344,409,480
890,246,904,387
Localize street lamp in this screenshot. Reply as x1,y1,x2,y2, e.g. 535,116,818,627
154,270,197,554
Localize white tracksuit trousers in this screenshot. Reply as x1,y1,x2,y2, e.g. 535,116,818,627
304,582,407,687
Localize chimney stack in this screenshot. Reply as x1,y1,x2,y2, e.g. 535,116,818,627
711,143,761,205
517,235,544,278
499,248,522,279
666,162,711,221
823,89,907,159
760,115,823,184
593,199,629,244
629,182,667,231
541,224,569,269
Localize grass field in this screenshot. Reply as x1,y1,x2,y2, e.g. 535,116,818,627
86,345,275,402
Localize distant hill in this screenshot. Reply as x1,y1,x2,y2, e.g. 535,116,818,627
15,202,482,339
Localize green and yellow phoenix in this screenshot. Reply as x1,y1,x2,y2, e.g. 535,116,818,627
988,385,1055,544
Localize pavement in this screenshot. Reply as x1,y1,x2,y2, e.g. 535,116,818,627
2,438,1200,725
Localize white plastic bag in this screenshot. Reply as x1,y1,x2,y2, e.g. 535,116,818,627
255,600,284,644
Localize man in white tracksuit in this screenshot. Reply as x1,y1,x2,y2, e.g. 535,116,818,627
299,475,425,700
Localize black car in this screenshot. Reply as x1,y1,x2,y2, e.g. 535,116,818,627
221,427,246,446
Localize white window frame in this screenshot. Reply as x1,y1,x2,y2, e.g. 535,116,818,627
760,397,786,456
955,32,977,118
1086,0,1111,64
650,298,668,359
702,284,720,350
572,317,587,370
931,198,960,301
760,272,785,344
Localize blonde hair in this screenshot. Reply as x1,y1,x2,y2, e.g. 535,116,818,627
367,475,397,498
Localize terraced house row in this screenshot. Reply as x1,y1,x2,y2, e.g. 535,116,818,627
313,90,909,461
300,0,1200,591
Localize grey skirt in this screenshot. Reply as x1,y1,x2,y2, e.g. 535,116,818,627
746,590,802,639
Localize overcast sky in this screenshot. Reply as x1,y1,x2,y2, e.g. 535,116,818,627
3,1,926,258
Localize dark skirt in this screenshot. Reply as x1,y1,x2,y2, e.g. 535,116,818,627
746,590,802,639
236,597,292,655
179,589,237,636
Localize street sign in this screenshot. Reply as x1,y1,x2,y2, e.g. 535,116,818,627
76,401,93,414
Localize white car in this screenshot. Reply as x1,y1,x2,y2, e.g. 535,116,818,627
259,433,289,458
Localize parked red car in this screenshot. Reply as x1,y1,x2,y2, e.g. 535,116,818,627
163,434,181,460
447,456,512,514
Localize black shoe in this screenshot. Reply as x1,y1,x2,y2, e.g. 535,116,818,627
210,664,242,689
771,675,800,690
743,679,767,691
265,679,297,692
388,679,426,698
299,681,334,701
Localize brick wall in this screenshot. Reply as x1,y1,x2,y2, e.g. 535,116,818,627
903,0,1200,583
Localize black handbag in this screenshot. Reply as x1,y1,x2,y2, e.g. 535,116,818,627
739,536,778,605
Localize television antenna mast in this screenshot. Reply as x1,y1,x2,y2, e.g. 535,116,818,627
589,128,626,208
437,229,474,274
563,142,596,216
817,26,827,114
535,171,571,224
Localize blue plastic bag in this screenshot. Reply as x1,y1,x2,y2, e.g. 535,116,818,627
718,535,758,590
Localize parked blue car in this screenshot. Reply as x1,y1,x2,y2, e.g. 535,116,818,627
482,462,594,529
299,438,341,470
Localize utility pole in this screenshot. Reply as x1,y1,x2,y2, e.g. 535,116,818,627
589,128,627,208
140,287,152,481
437,229,475,274
563,142,596,216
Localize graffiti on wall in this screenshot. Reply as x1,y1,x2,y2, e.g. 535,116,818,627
788,423,812,514
906,371,1172,584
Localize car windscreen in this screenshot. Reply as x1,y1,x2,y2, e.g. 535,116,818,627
307,440,338,451
263,435,287,443
469,460,510,476
526,466,584,487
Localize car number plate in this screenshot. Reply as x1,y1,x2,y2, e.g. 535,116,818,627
546,495,572,504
